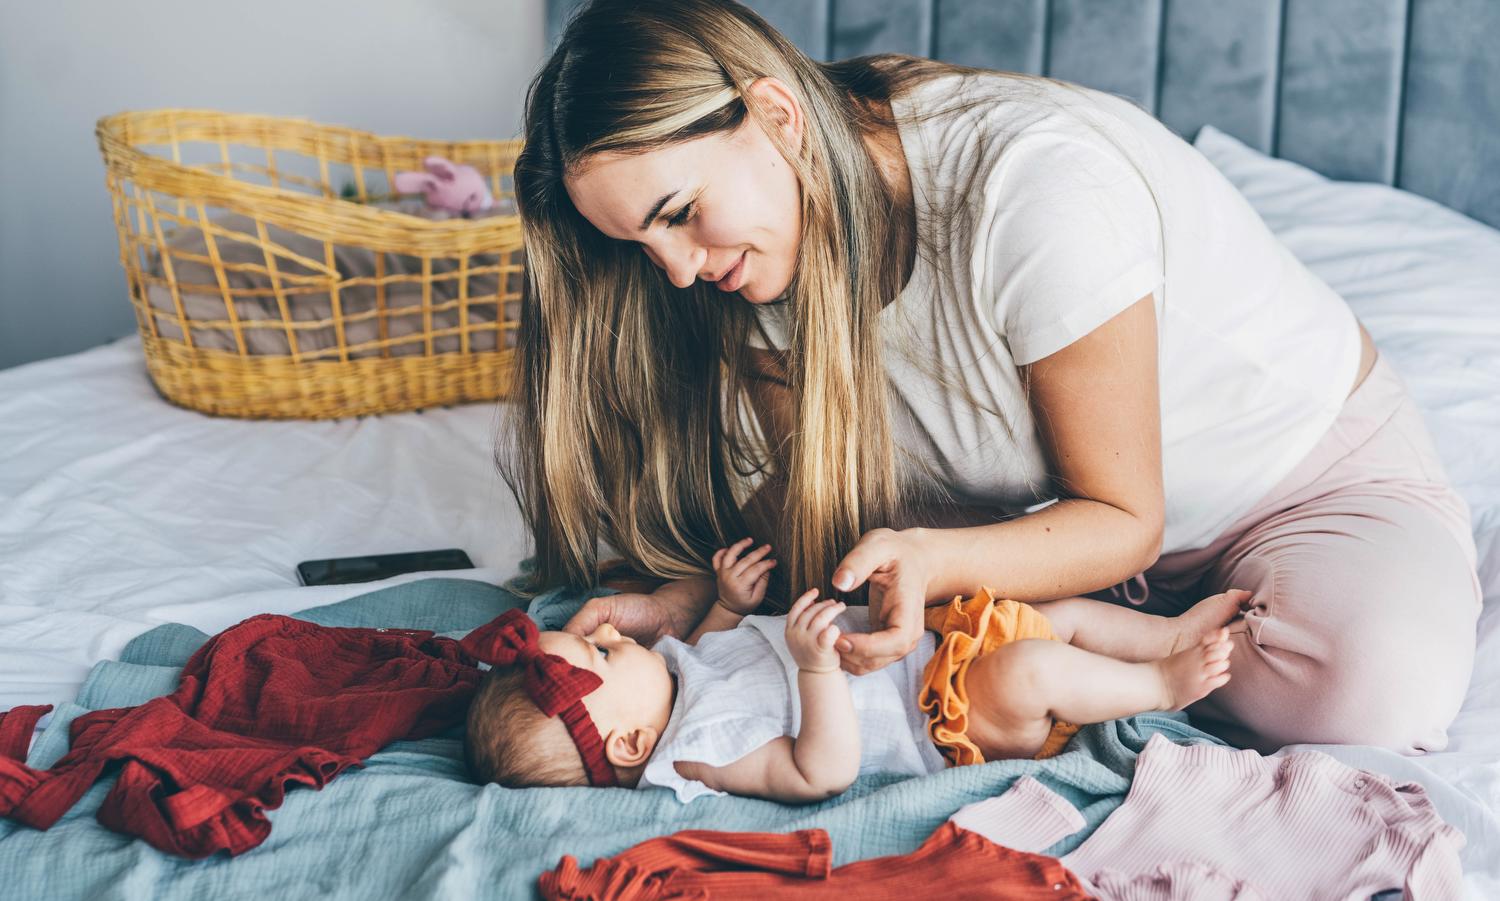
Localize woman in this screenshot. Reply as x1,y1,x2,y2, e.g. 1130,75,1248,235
499,0,1481,755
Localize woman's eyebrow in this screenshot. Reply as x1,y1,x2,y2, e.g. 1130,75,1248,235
638,189,680,231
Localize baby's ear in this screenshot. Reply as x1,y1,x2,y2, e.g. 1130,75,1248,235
604,726,659,769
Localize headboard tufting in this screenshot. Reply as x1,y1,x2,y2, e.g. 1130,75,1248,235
545,0,1500,230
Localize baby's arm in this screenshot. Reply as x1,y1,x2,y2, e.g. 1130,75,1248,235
684,601,745,645
685,538,777,645
675,591,859,802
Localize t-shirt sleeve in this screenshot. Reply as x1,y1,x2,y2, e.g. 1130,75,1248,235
979,133,1164,366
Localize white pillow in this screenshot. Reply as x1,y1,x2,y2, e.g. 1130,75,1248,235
1192,125,1500,600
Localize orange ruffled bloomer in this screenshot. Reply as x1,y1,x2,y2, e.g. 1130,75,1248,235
919,586,1081,764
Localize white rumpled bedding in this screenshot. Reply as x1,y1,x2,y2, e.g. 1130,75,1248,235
0,123,1496,895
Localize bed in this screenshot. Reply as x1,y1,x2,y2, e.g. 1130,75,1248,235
3,119,1498,900
5,0,1500,894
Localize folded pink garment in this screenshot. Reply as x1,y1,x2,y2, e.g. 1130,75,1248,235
949,733,1464,900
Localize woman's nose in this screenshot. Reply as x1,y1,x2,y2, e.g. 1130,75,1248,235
666,255,702,289
650,242,705,289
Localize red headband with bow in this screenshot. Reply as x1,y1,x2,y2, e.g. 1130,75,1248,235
460,608,618,788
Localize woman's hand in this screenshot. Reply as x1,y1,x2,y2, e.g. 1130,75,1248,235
563,584,713,646
829,527,935,675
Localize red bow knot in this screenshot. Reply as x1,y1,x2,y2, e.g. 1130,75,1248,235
461,609,618,787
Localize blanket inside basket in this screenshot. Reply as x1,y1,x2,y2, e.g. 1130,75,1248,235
141,198,521,358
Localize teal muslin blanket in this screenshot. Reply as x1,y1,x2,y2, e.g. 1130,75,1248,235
0,570,1229,900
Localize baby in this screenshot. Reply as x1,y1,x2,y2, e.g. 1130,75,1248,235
463,539,1243,803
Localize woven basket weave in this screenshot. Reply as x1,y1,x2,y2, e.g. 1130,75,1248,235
96,108,526,419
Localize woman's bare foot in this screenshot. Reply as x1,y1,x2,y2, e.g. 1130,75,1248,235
1153,627,1233,711
1166,590,1251,656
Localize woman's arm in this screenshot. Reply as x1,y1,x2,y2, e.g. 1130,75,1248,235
832,295,1164,673
737,350,1052,548
912,497,1159,603
915,293,1164,601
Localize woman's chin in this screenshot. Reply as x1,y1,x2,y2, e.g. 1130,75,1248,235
738,283,783,305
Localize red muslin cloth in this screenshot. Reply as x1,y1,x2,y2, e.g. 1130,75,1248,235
0,614,501,858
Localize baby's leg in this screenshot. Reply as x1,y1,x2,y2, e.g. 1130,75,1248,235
963,630,1234,759
1031,589,1250,663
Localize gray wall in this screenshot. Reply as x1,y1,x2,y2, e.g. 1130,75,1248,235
0,0,546,372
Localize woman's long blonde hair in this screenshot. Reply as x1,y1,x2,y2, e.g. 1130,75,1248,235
498,0,1121,608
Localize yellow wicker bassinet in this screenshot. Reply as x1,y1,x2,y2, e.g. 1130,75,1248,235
96,108,526,419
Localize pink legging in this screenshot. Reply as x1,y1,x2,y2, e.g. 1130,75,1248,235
1092,352,1483,755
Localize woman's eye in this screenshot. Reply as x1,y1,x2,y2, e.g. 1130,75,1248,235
597,645,609,659
666,201,695,228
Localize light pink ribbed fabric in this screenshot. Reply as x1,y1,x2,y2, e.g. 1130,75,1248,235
951,733,1465,900
1090,353,1482,756
950,774,1085,854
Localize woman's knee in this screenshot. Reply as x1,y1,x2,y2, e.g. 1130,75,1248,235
1293,629,1467,751
1199,528,1478,751
1196,580,1475,753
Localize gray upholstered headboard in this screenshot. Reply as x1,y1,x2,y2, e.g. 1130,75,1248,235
545,0,1500,230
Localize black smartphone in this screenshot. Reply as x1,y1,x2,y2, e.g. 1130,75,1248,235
295,548,475,587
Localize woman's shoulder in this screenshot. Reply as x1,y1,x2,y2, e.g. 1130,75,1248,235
899,70,1141,134
889,75,1168,361
901,72,1152,181
895,73,1160,274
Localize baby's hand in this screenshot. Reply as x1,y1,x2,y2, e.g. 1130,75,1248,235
785,588,845,674
713,537,777,614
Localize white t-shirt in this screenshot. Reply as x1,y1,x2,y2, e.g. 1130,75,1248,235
638,606,945,803
747,71,1360,553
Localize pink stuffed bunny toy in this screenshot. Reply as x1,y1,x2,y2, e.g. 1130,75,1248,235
392,155,495,217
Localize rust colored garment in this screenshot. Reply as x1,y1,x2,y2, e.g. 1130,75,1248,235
538,821,1094,900
920,587,1082,763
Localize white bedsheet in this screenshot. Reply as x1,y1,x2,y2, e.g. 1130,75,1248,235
0,353,531,713
1,124,1497,893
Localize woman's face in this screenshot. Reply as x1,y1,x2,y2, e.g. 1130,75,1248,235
562,78,804,304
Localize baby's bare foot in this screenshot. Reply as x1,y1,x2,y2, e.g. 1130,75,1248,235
1167,590,1251,657
1154,627,1233,711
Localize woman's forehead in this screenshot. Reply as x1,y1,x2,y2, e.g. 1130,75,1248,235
566,149,700,238
570,138,708,191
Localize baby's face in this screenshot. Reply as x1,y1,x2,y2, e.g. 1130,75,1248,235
535,623,675,731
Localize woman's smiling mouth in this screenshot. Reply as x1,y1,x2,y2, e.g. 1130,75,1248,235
716,251,748,292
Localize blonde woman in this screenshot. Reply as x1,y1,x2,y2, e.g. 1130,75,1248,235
498,0,1480,756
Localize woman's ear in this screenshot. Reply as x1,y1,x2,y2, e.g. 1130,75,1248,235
604,726,659,768
746,76,804,156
